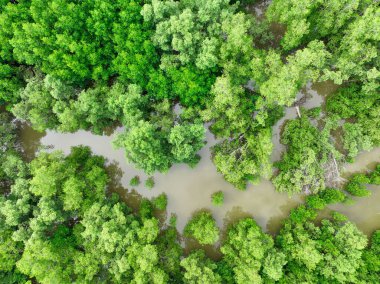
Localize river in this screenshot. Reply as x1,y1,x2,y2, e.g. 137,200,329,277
15,0,380,254
18,81,380,242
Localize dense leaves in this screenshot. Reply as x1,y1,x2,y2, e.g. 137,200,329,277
184,212,219,245
181,250,222,284
327,84,380,161
203,74,282,189
1,0,380,282
252,40,331,106
0,121,379,282
0,146,183,283
221,218,274,283
273,113,341,194
7,0,157,85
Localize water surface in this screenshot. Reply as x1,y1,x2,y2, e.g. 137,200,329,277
18,81,379,237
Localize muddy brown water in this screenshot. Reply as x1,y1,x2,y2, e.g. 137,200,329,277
13,0,380,249
18,81,379,243
5,0,378,261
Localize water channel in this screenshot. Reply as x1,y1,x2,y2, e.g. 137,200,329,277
14,1,380,257
19,81,380,240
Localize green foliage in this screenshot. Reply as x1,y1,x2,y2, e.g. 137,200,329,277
219,12,259,84
0,63,24,105
273,116,341,194
184,212,219,245
115,118,205,172
1,0,380,279
152,193,168,211
267,0,362,50
359,230,380,282
331,211,349,222
0,146,107,283
111,86,206,174
0,112,25,190
0,1,29,105
213,128,274,190
221,218,274,283
326,84,365,119
344,174,371,197
168,123,205,166
203,75,278,189
322,4,380,94
169,214,177,227
288,205,318,224
0,224,26,283
140,0,264,107
2,0,379,195
305,195,327,210
343,123,373,161
369,165,380,185
156,227,183,281
79,202,167,283
211,191,224,206
0,145,182,283
262,250,287,281
130,176,140,187
318,188,346,204
202,75,254,138
12,75,68,131
4,0,158,85
167,66,216,106
142,0,236,71
305,187,347,212
276,209,368,283
139,198,154,220
29,147,107,213
327,84,380,161
114,120,172,174
12,76,126,134
145,176,155,189
267,0,379,97
0,120,379,282
251,41,330,106
181,250,222,284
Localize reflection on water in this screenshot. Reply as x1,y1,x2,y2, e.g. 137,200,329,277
17,123,45,161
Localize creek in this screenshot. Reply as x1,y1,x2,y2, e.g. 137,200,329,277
18,81,380,241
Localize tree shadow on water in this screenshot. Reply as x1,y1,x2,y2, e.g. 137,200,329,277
16,122,46,161
182,208,223,261
265,199,301,236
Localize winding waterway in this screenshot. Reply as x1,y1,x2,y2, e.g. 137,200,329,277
15,0,380,249
18,81,380,239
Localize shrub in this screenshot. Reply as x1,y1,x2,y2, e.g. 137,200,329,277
130,175,140,186
211,191,224,206
184,212,219,245
152,193,168,210
169,214,177,227
145,176,155,189
139,199,153,219
369,166,380,185
331,211,348,222
306,195,326,210
289,205,317,223
345,182,371,197
319,188,346,204
351,173,370,184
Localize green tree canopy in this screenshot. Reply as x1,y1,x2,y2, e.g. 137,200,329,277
184,212,219,245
